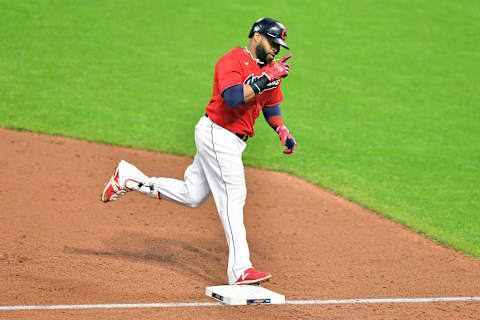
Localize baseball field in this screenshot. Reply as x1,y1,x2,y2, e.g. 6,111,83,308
1,0,479,319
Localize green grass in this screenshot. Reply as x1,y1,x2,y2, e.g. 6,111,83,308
1,0,479,257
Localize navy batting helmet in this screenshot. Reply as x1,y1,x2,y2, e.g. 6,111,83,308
248,17,289,50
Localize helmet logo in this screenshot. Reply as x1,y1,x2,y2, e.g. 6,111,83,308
281,29,287,40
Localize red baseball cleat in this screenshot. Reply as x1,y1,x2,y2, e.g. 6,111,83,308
234,268,272,285
101,163,127,203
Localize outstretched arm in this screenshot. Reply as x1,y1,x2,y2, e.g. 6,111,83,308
262,105,297,154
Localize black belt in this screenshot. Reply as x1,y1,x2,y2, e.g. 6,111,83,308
235,133,249,142
205,114,249,142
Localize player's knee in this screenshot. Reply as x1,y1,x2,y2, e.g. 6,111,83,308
187,199,204,208
186,192,209,208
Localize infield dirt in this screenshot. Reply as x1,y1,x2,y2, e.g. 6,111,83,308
1,128,479,319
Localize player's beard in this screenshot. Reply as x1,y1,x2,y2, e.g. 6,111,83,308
255,43,274,65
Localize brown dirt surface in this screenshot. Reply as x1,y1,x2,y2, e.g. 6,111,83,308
1,128,479,319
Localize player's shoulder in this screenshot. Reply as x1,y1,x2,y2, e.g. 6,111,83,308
216,47,244,65
223,46,244,59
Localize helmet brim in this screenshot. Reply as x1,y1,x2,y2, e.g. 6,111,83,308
271,37,289,50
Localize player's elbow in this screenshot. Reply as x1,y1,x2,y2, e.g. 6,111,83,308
222,85,244,107
224,96,242,108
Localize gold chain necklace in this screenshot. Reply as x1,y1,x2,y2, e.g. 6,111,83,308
243,46,264,65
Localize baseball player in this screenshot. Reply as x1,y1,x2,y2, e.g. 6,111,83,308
101,17,296,285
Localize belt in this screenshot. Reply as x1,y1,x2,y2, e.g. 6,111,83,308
205,114,249,142
235,133,249,142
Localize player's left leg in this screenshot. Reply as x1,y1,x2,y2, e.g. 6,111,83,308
148,153,212,208
101,160,154,202
107,157,212,208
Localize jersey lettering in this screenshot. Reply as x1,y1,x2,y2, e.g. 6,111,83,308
243,73,280,94
205,47,283,136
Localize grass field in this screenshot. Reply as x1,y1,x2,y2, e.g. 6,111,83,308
1,0,479,257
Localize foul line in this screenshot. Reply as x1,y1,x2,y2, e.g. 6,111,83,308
1,297,479,311
285,296,480,305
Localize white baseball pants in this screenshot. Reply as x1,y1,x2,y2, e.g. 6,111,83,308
130,115,252,284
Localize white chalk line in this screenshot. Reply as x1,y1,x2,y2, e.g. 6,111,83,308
286,296,480,305
1,297,479,311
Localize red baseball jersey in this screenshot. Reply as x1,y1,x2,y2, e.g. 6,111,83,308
205,47,283,137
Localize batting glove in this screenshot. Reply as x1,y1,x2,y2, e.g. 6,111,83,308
262,54,292,81
276,126,296,154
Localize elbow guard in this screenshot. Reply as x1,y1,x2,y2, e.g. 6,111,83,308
222,85,245,107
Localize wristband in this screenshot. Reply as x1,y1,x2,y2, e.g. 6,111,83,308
249,75,269,95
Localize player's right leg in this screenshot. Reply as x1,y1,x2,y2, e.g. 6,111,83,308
195,115,271,285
